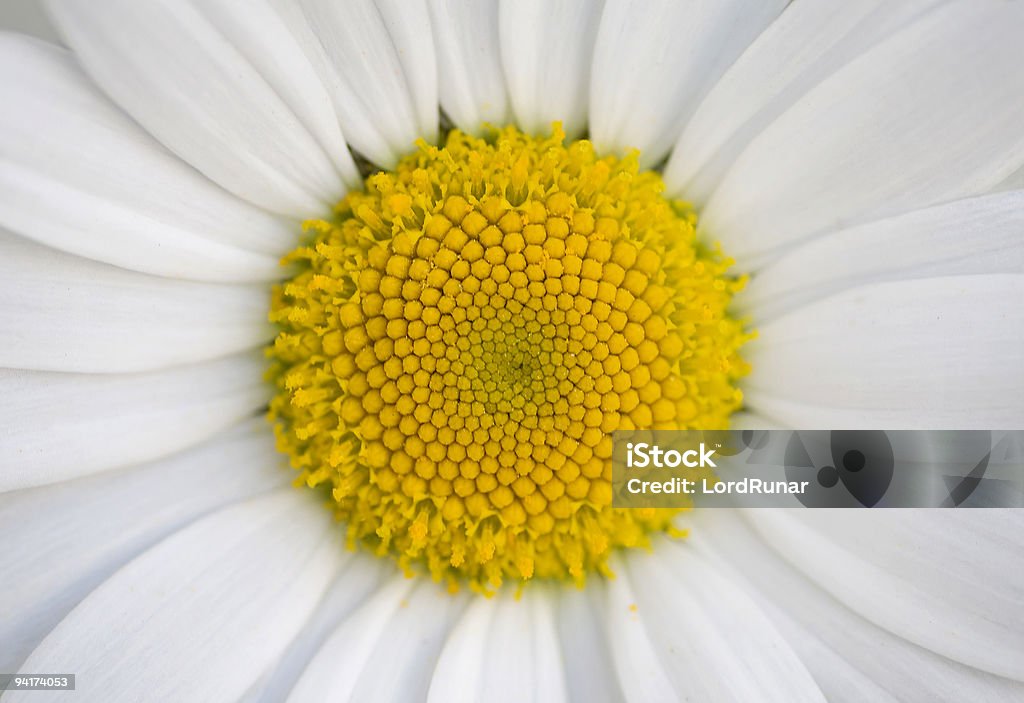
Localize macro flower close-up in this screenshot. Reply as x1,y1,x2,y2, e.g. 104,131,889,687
1,0,1023,701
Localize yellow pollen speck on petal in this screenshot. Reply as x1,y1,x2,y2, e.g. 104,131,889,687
267,124,750,593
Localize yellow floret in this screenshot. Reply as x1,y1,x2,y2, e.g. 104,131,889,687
268,124,750,593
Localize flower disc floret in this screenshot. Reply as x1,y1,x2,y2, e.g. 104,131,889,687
268,125,749,591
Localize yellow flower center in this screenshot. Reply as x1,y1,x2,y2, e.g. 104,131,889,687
268,125,749,592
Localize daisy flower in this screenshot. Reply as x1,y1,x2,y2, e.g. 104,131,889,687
2,0,1023,701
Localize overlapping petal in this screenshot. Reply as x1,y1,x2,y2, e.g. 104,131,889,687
8,491,344,703
288,576,465,702
428,587,568,703
607,549,825,701
246,557,387,702
0,34,290,281
498,0,603,139
284,0,439,167
45,0,349,217
691,510,1024,701
0,232,272,373
743,275,1024,428
743,509,1024,682
428,0,510,133
700,0,1024,269
589,0,786,168
0,421,288,673
0,353,269,491
738,191,1024,322
664,0,943,205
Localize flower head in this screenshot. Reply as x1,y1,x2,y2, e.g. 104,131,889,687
2,1,1023,700
270,125,746,589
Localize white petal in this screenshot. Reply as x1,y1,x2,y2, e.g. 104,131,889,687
346,581,465,703
744,275,1024,429
993,164,1024,194
428,0,510,133
45,0,346,217
498,0,603,139
8,490,344,703
425,592,493,703
287,0,437,168
602,558,677,701
740,191,1024,322
288,576,464,702
588,0,786,168
190,0,360,186
665,0,942,205
245,557,387,703
284,577,412,702
427,587,568,703
0,232,271,373
0,420,288,673
375,0,440,146
701,1,1024,269
0,352,270,491
609,547,825,702
0,0,62,44
480,587,568,703
555,584,624,703
744,509,1024,682
260,0,392,169
0,34,291,282
693,509,1024,701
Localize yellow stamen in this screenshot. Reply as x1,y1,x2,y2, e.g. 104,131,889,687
268,125,750,592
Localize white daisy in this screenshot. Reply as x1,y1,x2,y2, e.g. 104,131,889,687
1,0,1023,701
